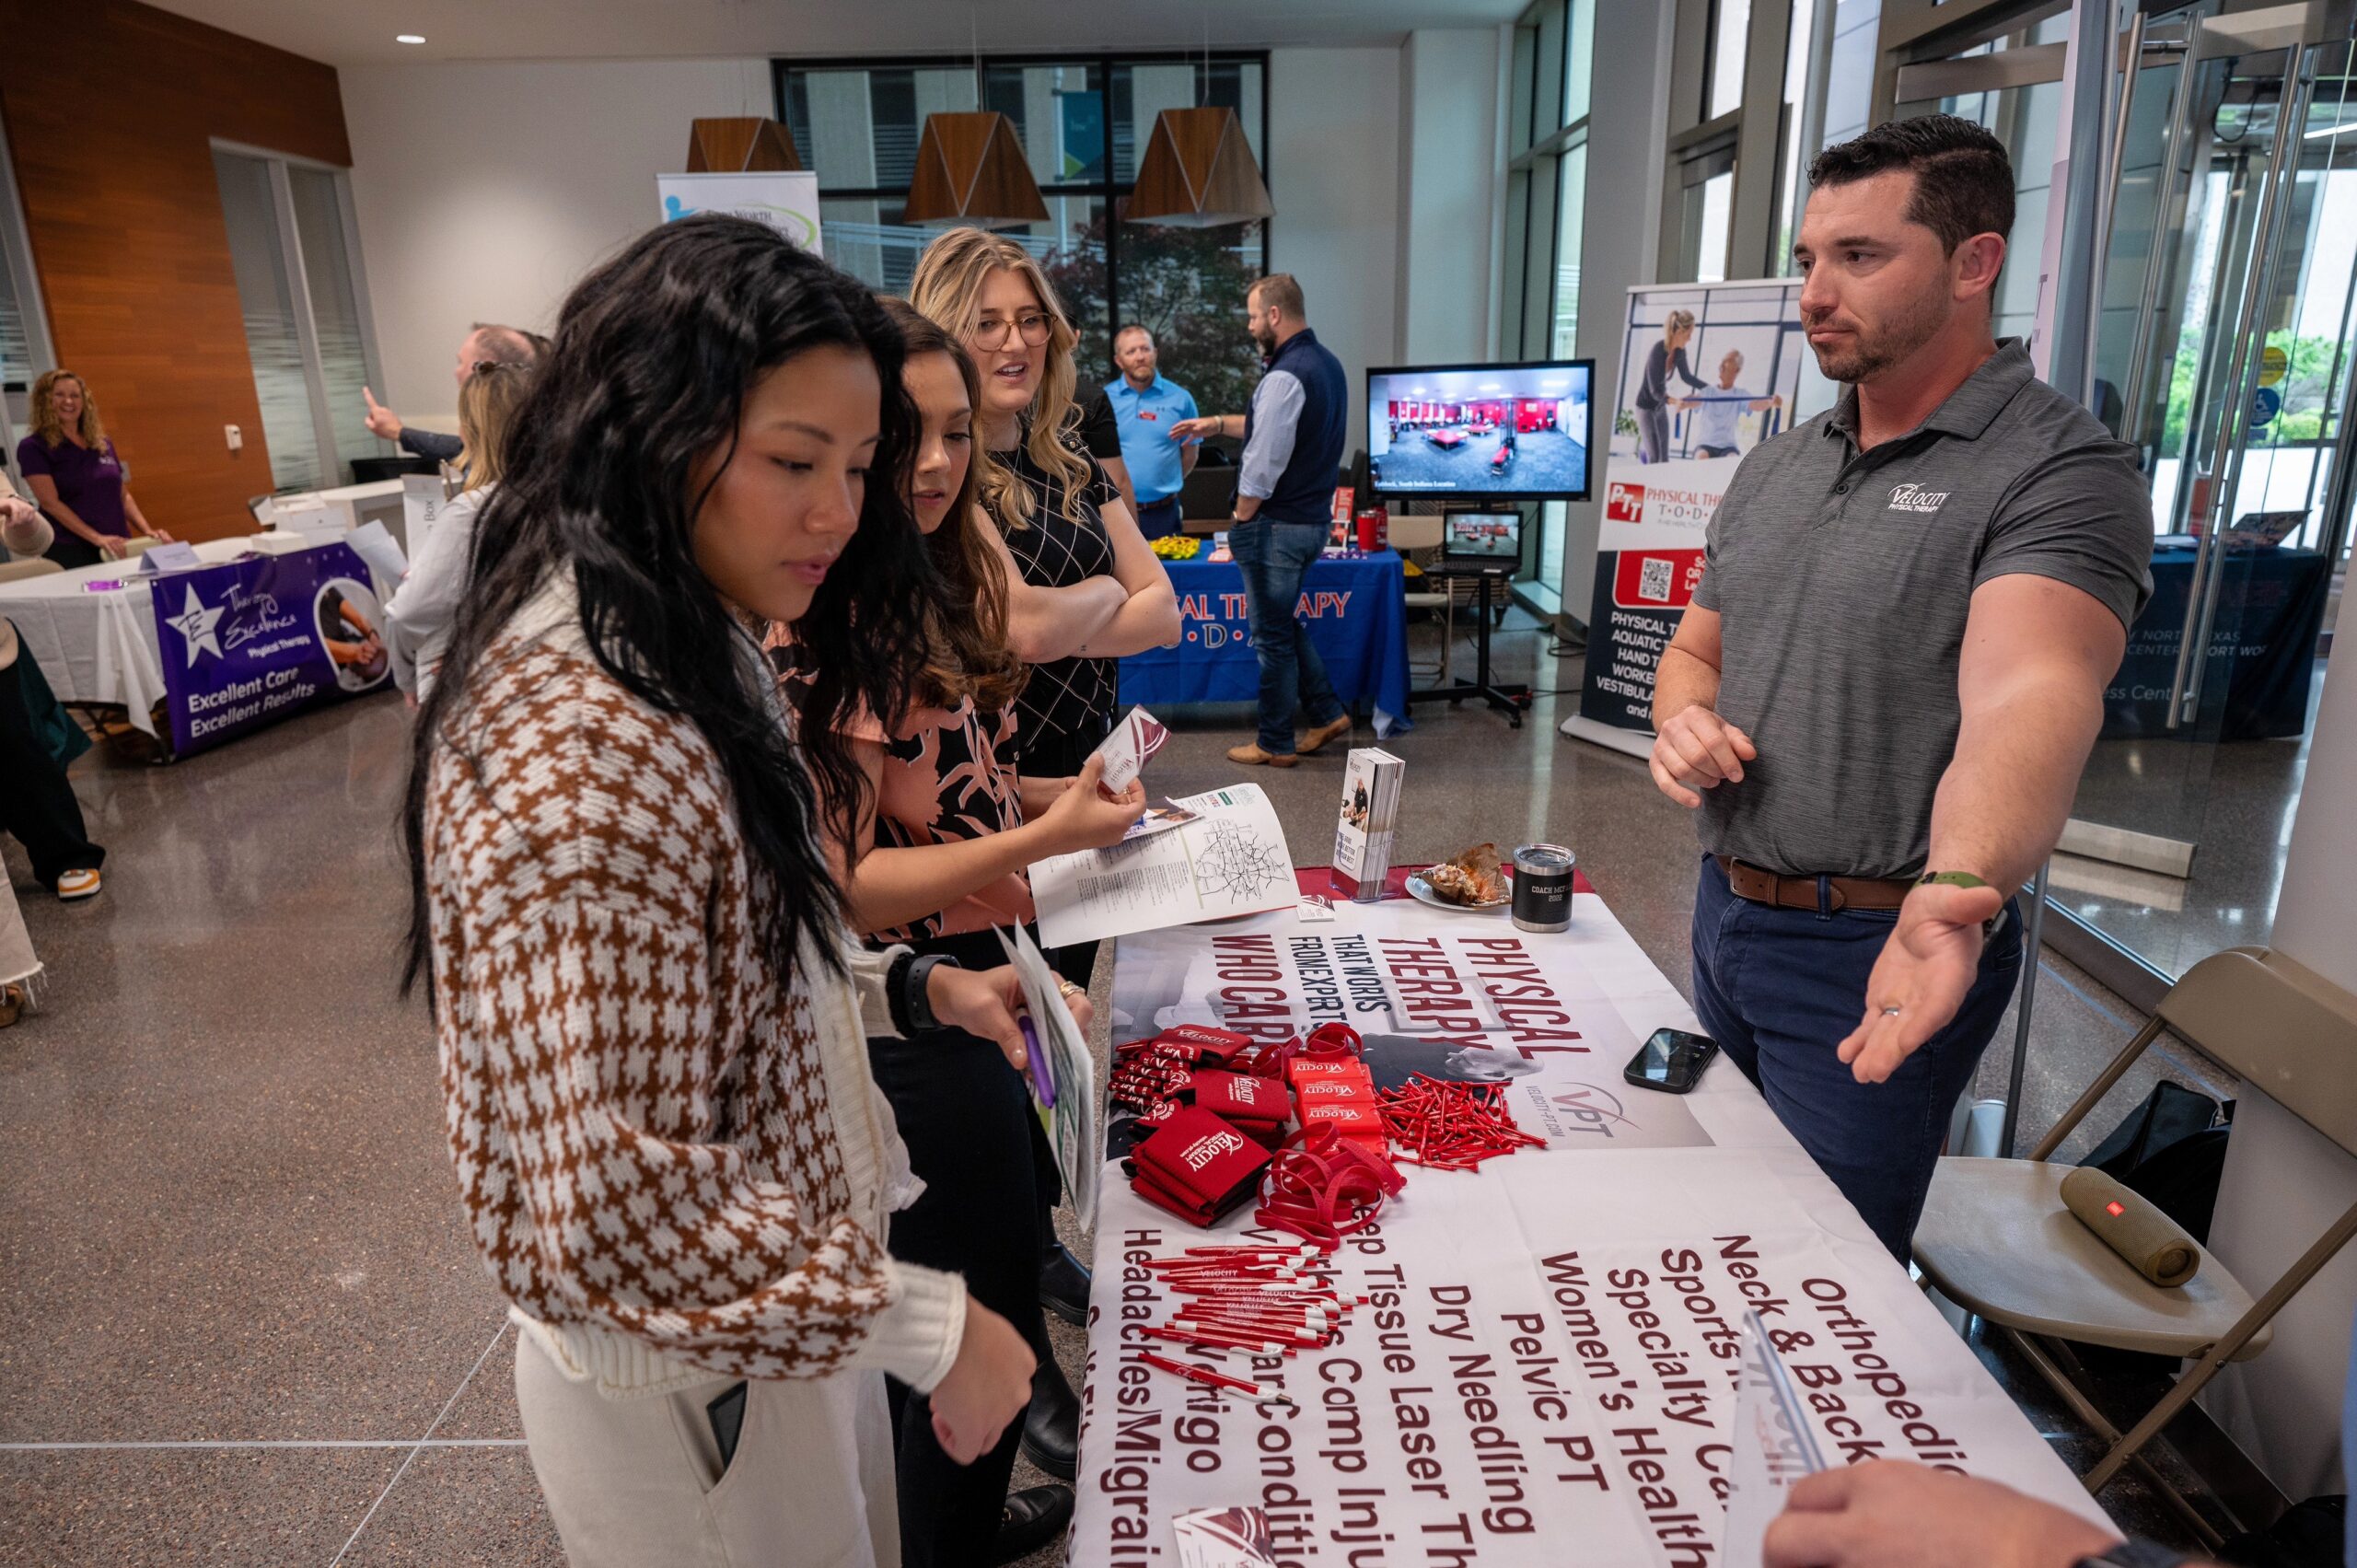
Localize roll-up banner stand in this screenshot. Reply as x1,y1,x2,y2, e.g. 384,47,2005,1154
656,171,822,252
1561,281,1821,758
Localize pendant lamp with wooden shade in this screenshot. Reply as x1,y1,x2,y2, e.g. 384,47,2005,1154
901,111,1051,226
1124,106,1273,227
685,117,803,173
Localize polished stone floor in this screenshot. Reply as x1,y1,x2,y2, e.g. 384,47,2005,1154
0,610,2275,1564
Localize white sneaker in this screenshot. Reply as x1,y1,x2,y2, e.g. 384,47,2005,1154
54,868,101,900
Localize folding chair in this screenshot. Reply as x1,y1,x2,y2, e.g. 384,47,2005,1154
1386,513,1457,687
1913,946,2357,1548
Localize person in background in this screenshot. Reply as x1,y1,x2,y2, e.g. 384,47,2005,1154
1104,323,1199,540
0,872,33,1028
1648,115,2151,1261
17,370,174,569
386,360,533,700
0,495,104,901
1635,308,1710,464
1764,1458,2194,1568
1167,273,1353,769
909,228,1178,854
361,322,545,465
792,298,1145,1564
1076,382,1139,523
401,216,1051,1568
1678,347,1784,459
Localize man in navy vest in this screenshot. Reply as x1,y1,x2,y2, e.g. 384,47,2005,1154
1171,273,1353,767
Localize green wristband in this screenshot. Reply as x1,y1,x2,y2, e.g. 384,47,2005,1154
1917,870,2005,940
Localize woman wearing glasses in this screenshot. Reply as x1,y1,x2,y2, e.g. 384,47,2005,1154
911,231,1179,803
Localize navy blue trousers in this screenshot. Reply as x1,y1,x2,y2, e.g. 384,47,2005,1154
1689,854,2022,1260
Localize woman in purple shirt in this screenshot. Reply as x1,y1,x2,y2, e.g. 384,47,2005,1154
17,369,174,569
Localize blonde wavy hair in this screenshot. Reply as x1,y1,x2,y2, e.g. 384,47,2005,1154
30,369,106,450
455,360,532,494
909,227,1094,531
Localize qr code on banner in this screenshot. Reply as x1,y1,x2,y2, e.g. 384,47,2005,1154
1637,556,1675,602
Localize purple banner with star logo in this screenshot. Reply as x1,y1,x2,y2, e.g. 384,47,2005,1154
149,541,391,758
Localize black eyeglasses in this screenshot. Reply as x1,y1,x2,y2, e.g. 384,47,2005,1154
971,312,1053,349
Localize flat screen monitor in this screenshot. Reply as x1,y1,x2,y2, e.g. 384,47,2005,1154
1442,510,1522,563
1366,359,1594,501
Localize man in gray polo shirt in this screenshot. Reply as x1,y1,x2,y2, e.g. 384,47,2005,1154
1649,115,2152,1259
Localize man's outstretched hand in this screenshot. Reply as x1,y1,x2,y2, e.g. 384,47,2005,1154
362,386,403,441
1837,880,2005,1083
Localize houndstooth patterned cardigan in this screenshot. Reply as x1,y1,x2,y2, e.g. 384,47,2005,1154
423,577,964,1397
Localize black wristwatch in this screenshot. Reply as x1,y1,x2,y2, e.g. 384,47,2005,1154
2074,1540,2193,1568
887,951,959,1036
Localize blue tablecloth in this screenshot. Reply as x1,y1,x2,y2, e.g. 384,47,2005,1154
2103,544,2329,740
1119,551,1412,732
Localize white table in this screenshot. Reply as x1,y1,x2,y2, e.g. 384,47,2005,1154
1072,881,2114,1564
261,478,405,541
0,534,324,737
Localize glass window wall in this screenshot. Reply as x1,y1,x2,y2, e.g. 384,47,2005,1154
778,55,1267,409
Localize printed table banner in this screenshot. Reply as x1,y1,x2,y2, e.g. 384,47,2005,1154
150,542,390,758
1562,283,1812,761
1119,553,1411,734
1074,889,2110,1566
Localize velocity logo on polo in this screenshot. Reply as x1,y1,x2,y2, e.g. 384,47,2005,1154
1887,482,1951,514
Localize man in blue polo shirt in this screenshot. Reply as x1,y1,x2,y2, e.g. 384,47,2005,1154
1104,323,1198,540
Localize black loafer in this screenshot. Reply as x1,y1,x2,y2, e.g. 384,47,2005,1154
991,1483,1074,1565
1039,1240,1092,1326
1020,1360,1080,1481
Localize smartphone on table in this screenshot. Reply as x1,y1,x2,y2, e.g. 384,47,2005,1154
1624,1027,1717,1094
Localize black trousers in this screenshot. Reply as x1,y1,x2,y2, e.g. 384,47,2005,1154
869,929,1053,1567
0,660,104,888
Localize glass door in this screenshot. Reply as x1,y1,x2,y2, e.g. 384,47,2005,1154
2062,7,2351,980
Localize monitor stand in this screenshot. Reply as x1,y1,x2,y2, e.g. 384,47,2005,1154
1409,565,1531,727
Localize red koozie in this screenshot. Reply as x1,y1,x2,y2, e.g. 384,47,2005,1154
1191,1070,1289,1128
1132,1107,1273,1226
1157,1024,1255,1065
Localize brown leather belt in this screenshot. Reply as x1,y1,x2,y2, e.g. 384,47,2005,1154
1714,855,1911,913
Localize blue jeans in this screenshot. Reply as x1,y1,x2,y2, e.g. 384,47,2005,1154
1230,518,1344,754
1689,854,2023,1260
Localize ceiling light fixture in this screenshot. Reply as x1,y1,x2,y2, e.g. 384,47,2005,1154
396,33,425,43
1125,107,1274,227
901,112,1050,226
685,117,803,173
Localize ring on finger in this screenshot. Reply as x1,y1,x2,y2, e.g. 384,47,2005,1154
1057,980,1082,998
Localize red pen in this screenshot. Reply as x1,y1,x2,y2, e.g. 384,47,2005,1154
1139,1351,1296,1405
1142,1324,1283,1354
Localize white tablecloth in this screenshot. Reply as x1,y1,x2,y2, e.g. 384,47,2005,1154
0,534,321,737
1073,885,2114,1564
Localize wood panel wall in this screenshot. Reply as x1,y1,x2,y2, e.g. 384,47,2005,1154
0,0,350,540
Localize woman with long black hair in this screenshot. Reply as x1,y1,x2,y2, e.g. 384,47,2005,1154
402,216,1050,1568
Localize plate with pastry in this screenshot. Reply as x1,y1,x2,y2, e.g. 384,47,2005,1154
1406,842,1513,912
